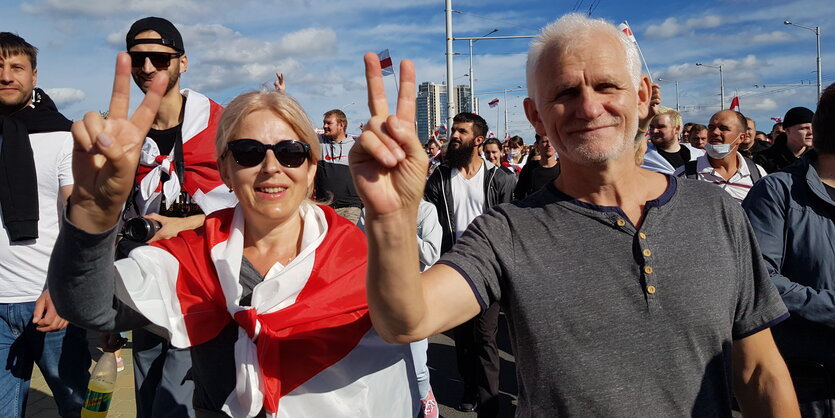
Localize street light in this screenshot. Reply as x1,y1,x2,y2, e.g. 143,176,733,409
784,20,822,100
657,77,679,112
466,29,499,113
503,86,524,139
696,63,724,109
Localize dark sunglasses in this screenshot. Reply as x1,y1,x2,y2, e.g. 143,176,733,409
226,139,311,168
128,51,182,70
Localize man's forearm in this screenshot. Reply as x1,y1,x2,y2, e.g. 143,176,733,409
733,330,800,417
365,208,425,343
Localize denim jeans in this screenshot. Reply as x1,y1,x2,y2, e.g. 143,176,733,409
0,301,91,417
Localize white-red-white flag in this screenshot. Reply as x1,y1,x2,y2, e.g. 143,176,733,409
618,22,637,43
378,49,394,76
117,204,419,417
729,96,740,111
488,98,499,108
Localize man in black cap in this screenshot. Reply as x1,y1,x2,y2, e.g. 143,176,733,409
122,17,236,418
754,106,814,173
0,32,91,417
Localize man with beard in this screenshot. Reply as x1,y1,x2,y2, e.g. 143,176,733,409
316,109,363,223
0,31,90,417
121,17,236,418
423,112,514,416
649,106,700,170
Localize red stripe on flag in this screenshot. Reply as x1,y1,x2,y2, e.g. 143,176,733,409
380,57,393,69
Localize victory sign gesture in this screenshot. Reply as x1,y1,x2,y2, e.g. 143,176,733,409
350,52,428,218
69,53,168,233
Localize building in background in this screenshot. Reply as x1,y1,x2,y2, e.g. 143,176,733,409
416,82,471,143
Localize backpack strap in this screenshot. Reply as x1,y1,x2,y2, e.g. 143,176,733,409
681,160,698,179
743,156,761,183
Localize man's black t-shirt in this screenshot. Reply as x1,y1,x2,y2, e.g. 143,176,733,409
148,125,182,156
825,182,835,202
657,145,691,170
514,162,560,200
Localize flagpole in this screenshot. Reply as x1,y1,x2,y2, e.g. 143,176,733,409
392,68,399,95
624,20,654,84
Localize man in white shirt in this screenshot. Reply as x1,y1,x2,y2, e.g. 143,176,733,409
675,110,766,202
0,31,90,417
423,112,514,416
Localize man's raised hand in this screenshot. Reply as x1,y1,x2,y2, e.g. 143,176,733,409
69,53,167,233
350,52,428,217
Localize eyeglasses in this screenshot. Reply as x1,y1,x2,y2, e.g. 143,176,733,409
128,51,182,70
226,139,311,168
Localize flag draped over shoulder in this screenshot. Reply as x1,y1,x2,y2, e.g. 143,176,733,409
134,89,237,216
114,203,418,417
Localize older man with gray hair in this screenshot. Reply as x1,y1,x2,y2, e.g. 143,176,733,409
351,13,799,417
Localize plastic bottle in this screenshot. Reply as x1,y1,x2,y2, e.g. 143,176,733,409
81,351,117,417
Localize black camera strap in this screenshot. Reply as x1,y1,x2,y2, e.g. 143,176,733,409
174,129,185,186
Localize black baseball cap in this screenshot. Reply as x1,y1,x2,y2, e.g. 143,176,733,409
126,17,184,53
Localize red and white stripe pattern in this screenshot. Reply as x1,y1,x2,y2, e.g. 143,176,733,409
135,89,237,215
114,203,418,417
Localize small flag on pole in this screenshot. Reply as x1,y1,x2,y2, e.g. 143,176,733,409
770,117,783,123
488,98,499,108
729,96,740,111
378,49,394,76
617,22,637,43
618,21,653,83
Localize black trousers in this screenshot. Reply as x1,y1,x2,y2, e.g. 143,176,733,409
453,301,501,417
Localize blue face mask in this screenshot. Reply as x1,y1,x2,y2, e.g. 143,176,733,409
704,143,733,159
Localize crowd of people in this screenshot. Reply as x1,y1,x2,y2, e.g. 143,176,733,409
1,10,833,418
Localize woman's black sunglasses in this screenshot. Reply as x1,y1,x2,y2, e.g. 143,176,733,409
226,139,311,168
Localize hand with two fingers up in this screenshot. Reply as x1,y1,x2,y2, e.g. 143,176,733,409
349,52,428,219
69,52,169,234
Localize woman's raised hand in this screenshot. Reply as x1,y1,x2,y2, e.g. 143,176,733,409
69,53,168,232
349,52,428,218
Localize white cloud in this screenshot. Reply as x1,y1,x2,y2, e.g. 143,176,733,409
44,88,86,106
645,15,724,39
750,31,793,43
646,18,682,38
21,0,206,17
746,97,778,111
685,15,722,29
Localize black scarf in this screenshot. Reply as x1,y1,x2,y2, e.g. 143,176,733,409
0,88,72,241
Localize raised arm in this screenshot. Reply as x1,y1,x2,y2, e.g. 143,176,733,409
350,53,480,343
48,53,164,331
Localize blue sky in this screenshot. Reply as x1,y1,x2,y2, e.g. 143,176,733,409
2,0,833,142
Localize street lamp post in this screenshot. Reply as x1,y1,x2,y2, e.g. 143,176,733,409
503,86,523,138
657,78,679,112
445,0,455,129
696,63,724,109
466,29,498,113
784,20,822,100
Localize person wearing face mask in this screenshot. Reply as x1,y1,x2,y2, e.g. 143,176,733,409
675,110,766,202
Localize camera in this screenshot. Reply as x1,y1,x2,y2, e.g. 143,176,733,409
122,217,162,242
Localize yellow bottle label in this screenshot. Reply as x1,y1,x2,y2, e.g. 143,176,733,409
82,380,114,414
